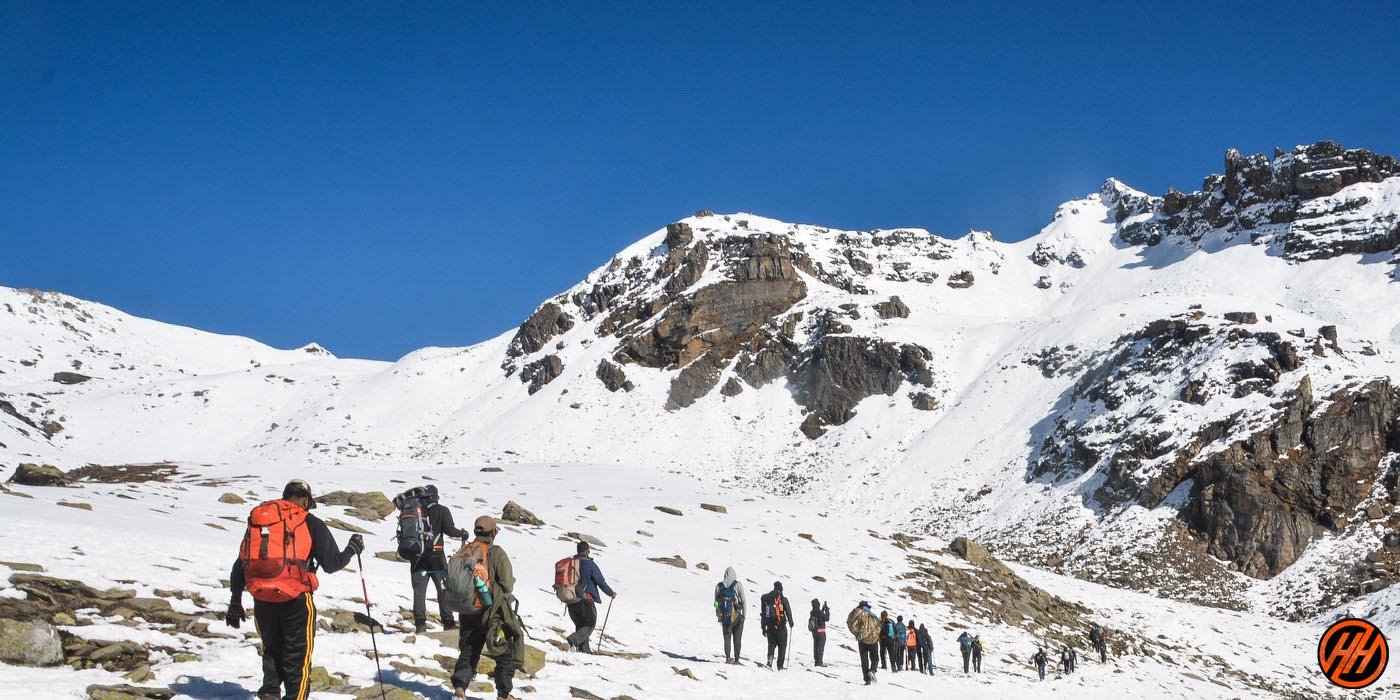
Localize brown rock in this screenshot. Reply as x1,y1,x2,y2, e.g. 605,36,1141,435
502,501,544,526
700,503,728,514
655,506,683,516
506,302,576,358
873,296,910,319
7,464,70,487
521,354,564,394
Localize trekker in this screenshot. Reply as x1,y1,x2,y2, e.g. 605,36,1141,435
809,599,830,667
714,567,747,664
917,623,933,674
1060,645,1075,674
879,612,895,670
409,485,469,634
847,601,881,686
957,630,973,673
1068,645,1078,673
449,515,519,700
971,634,984,673
759,581,795,670
1032,647,1048,680
905,618,921,673
565,541,616,653
893,616,906,671
226,479,364,700
1090,624,1108,662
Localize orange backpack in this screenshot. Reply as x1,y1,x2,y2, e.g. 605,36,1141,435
906,626,918,648
239,500,319,602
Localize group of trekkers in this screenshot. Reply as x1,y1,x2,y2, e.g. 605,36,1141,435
225,479,1111,700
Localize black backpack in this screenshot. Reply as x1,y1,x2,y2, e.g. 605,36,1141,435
393,487,433,561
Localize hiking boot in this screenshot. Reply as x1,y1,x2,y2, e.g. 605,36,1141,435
452,687,467,699
414,622,427,634
444,620,457,631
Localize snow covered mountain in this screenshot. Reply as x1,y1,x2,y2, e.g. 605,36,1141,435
4,140,1399,632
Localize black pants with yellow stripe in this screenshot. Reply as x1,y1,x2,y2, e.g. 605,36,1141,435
254,594,317,700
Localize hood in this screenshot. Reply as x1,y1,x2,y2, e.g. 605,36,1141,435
723,567,738,586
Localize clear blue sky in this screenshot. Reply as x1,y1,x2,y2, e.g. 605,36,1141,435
4,3,1397,360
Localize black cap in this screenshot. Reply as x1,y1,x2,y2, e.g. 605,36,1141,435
283,479,316,508
773,581,782,592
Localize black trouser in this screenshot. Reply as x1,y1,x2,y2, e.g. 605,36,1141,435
910,646,924,672
893,643,904,671
722,617,744,661
253,594,316,700
812,630,826,666
859,641,879,683
972,649,982,672
961,647,971,672
922,646,933,672
1097,643,1107,662
411,569,449,627
766,624,789,668
566,598,598,651
880,638,892,669
451,612,515,697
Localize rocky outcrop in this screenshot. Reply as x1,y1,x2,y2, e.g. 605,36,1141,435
873,296,910,319
788,337,934,437
1106,141,1400,261
0,619,63,666
506,303,575,358
7,463,70,487
594,360,633,393
314,491,394,520
501,500,544,526
520,355,564,394
946,270,974,288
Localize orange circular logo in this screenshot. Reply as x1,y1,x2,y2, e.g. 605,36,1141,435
1318,617,1388,689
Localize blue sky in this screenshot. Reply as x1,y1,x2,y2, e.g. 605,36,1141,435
4,2,1398,360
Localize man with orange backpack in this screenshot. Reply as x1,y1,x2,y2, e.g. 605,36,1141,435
759,581,795,670
905,618,922,673
225,479,363,700
562,541,616,653
447,515,517,700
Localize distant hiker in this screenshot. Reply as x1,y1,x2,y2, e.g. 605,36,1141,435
957,630,973,673
905,618,921,673
808,599,830,667
916,623,933,674
1090,624,1108,662
397,485,469,634
971,634,984,673
893,616,907,671
226,479,363,700
1060,645,1075,675
759,581,794,670
714,567,747,664
447,515,519,700
1068,645,1078,673
1032,647,1048,680
880,611,895,670
846,601,881,685
563,541,615,653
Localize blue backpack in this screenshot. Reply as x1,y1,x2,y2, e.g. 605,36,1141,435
717,583,739,624
884,620,896,639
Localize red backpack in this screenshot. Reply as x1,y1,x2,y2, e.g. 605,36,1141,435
239,500,318,602
554,556,582,604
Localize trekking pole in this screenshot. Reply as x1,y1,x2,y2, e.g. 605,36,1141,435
594,597,614,653
355,552,388,700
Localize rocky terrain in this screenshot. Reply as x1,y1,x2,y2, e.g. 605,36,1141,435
3,140,1399,635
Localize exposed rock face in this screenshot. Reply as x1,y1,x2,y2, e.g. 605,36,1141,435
873,296,910,319
788,337,934,437
520,355,564,394
594,360,632,393
719,377,743,396
910,392,938,410
506,303,575,358
1032,313,1400,579
1106,141,1400,261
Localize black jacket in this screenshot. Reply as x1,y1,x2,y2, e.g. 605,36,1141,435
229,511,353,601
809,603,830,633
760,591,795,631
414,502,469,571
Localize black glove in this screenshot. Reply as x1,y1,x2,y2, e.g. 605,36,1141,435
225,601,245,629
347,533,364,555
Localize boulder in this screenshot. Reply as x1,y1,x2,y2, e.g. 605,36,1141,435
949,537,994,566
1223,311,1258,324
506,302,576,358
567,532,605,548
502,501,544,526
88,640,149,671
315,491,394,521
648,555,687,569
7,463,70,487
873,296,910,319
719,377,744,396
700,503,728,514
946,271,975,288
86,685,174,700
217,492,246,504
521,354,564,394
595,360,632,393
0,619,63,666
655,506,683,516
911,392,938,411
52,372,92,385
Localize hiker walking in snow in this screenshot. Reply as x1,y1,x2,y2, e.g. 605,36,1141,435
879,611,895,670
399,485,469,634
226,479,364,700
957,630,973,673
1032,647,1048,680
564,541,616,653
1090,624,1108,662
714,567,747,664
905,618,922,673
1060,645,1075,674
917,623,934,674
847,601,881,685
760,581,795,670
892,616,906,671
971,634,985,673
448,515,520,700
808,599,830,667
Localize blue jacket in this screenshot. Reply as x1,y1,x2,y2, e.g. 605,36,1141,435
578,556,615,602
